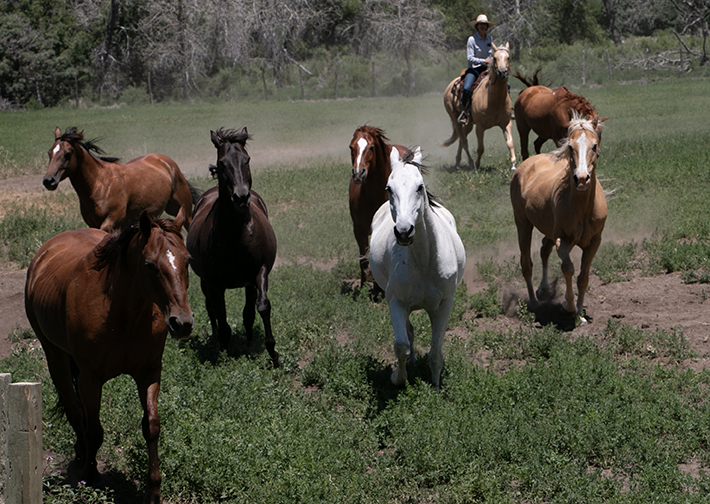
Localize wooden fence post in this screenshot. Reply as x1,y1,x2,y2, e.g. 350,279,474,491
1,373,10,504
1,374,42,504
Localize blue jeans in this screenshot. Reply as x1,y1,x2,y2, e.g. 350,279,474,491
463,66,485,92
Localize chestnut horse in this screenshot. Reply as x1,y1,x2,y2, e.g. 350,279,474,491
25,209,193,504
186,127,280,368
514,69,606,160
43,126,196,232
442,43,516,171
348,125,407,289
510,113,607,323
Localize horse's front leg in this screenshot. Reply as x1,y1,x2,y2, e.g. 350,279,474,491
388,299,413,387
353,221,371,288
427,296,454,392
502,121,516,171
201,279,230,350
77,373,104,485
533,136,548,155
254,265,279,368
536,236,555,300
136,373,163,504
576,235,602,324
555,238,577,316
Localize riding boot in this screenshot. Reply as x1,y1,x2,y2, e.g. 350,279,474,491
457,88,472,125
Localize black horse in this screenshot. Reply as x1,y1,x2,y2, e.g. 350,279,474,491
186,127,279,367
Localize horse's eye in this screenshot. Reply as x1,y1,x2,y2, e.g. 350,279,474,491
145,260,158,273
64,152,71,160
418,184,424,192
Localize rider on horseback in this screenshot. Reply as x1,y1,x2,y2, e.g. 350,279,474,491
458,14,494,125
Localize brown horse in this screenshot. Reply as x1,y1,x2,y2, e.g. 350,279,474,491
348,125,408,289
186,128,279,368
442,43,516,171
43,126,196,232
24,209,193,504
514,69,606,160
510,113,607,323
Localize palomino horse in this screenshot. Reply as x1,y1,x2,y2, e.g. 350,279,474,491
442,43,516,171
24,209,193,504
186,128,280,368
43,126,196,232
514,69,606,160
348,125,408,289
370,147,466,391
510,113,607,323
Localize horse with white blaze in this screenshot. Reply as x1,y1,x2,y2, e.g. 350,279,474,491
370,147,466,391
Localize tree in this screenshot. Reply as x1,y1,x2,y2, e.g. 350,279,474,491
670,0,710,63
369,0,444,94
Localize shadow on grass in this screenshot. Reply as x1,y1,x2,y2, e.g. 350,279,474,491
45,457,143,504
365,353,439,415
502,277,581,332
183,325,273,367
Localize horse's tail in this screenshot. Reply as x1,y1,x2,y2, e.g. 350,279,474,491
48,357,81,422
188,180,202,205
513,66,544,88
440,128,459,148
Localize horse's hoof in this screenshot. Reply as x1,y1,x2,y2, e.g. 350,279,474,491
391,370,406,387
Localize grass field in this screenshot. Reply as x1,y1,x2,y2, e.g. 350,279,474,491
2,77,710,503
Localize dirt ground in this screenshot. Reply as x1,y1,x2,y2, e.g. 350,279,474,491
2,174,710,368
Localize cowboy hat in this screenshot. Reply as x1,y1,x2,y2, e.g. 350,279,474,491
471,14,494,28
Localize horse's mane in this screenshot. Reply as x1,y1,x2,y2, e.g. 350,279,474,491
93,217,183,277
554,86,597,119
401,149,440,208
550,112,601,162
214,127,251,146
60,127,120,163
356,125,390,143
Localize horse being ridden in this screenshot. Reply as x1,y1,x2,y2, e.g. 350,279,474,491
25,209,193,504
348,125,408,290
370,147,466,391
43,126,196,232
442,43,516,171
514,68,606,160
510,113,607,323
186,127,280,368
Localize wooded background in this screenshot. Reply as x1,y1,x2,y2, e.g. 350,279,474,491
1,0,707,109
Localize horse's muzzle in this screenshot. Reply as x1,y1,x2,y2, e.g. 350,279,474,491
42,176,59,191
231,191,251,211
167,313,194,340
394,225,414,246
574,174,591,192
352,169,366,184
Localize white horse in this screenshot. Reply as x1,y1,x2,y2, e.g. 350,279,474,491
370,147,466,391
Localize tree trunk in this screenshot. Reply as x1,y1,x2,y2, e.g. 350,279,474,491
371,60,376,97
261,67,268,101
227,66,232,102
601,0,622,45
406,51,415,95
93,0,120,95
147,68,154,105
74,72,79,108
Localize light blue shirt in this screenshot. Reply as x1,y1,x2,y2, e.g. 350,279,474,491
467,32,492,67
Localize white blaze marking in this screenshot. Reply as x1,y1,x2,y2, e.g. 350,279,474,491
52,144,60,155
167,250,177,271
575,134,590,177
355,138,368,170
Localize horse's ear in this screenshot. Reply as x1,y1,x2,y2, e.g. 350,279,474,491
412,146,423,165
173,206,186,231
54,126,61,139
389,147,401,167
505,42,510,50
241,126,248,136
210,130,220,149
139,210,154,238
492,43,498,52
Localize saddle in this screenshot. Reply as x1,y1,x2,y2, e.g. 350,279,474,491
453,68,487,113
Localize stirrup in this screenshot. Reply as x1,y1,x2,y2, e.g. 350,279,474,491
457,110,469,125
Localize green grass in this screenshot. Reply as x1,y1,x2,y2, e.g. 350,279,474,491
4,77,710,503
